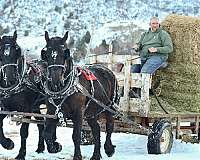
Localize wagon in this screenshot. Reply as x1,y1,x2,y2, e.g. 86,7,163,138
83,43,200,154
1,43,200,155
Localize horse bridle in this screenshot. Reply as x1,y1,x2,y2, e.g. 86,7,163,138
44,65,77,97
0,44,27,94
0,63,19,83
43,45,74,87
46,64,66,82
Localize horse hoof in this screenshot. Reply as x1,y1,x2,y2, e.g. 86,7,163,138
1,138,14,150
15,154,25,160
36,140,45,153
104,144,116,157
35,145,45,153
46,140,62,153
90,157,101,160
90,154,102,160
73,155,82,160
53,141,62,153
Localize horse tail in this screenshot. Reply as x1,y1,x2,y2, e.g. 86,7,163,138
105,67,119,105
101,65,120,111
108,68,120,106
113,77,120,105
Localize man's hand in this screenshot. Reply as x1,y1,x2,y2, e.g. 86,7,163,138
148,47,157,53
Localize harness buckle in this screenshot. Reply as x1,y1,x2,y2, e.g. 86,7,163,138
4,94,10,98
57,112,63,118
59,117,66,127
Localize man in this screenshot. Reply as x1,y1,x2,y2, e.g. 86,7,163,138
130,16,173,98
132,16,173,74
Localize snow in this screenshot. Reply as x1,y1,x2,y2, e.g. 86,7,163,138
1,118,200,160
1,0,200,159
0,0,200,49
0,0,199,60
17,36,46,59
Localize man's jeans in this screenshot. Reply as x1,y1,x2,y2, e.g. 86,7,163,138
131,56,167,74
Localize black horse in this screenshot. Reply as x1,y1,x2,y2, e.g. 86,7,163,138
0,31,45,160
41,31,119,160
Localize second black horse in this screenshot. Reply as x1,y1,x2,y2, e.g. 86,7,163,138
0,31,45,160
41,31,119,160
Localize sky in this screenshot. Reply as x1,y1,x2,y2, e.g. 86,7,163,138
1,118,200,160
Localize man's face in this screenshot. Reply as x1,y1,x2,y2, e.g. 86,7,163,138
150,19,159,32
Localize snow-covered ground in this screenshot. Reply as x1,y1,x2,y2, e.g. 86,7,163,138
1,118,200,160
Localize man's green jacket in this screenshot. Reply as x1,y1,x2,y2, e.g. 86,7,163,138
138,27,173,60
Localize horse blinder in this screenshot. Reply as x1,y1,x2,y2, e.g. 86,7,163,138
41,47,47,61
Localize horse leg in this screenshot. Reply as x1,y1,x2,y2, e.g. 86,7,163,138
35,116,45,153
43,118,62,153
87,118,101,160
104,112,116,157
0,114,14,150
72,112,82,160
15,121,30,160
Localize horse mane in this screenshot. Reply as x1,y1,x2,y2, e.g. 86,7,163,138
46,37,68,48
50,37,62,40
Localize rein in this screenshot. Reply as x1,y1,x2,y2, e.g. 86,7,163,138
45,64,118,124
44,64,149,134
76,82,150,134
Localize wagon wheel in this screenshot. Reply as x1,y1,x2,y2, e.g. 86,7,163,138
147,119,173,154
81,129,94,145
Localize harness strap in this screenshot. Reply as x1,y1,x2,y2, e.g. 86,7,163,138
48,95,69,127
0,53,27,95
85,78,95,111
76,82,150,134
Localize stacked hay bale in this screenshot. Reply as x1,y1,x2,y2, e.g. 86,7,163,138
151,14,200,113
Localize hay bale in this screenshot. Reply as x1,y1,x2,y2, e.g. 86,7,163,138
161,14,200,64
151,14,200,113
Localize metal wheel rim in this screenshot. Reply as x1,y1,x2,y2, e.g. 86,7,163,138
160,128,171,153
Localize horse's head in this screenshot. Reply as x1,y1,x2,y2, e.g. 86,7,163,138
0,31,22,88
41,31,73,92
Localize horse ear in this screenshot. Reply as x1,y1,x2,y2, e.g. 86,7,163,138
13,31,17,41
62,31,69,43
45,31,49,42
